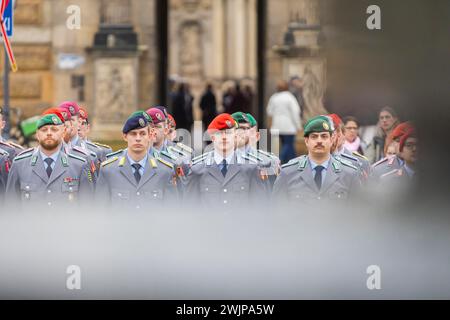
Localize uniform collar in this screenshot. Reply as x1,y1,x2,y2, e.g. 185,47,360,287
214,151,235,165
126,152,148,168
39,148,60,163
309,156,331,170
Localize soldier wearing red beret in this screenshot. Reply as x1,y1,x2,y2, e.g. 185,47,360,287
184,113,271,212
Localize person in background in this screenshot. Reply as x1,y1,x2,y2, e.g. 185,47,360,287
172,83,194,131
342,116,366,155
266,80,302,164
365,106,400,163
199,83,218,130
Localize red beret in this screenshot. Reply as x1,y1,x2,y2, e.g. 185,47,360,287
392,122,414,141
399,129,416,152
57,106,72,121
42,108,65,123
146,107,166,125
58,101,80,116
78,106,88,120
327,113,342,129
208,113,237,131
167,114,176,128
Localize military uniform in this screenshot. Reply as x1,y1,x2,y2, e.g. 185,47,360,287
370,155,404,182
334,148,371,183
272,154,360,205
5,147,94,209
184,151,271,211
63,142,98,180
0,140,21,162
237,146,280,187
84,140,112,163
95,150,179,210
0,150,9,200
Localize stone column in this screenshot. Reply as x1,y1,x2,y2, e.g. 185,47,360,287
211,0,225,78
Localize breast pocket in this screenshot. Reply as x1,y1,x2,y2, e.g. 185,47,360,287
20,182,38,201
62,182,80,202
111,189,130,202
145,189,163,200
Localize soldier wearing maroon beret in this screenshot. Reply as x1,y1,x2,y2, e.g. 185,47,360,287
184,113,271,212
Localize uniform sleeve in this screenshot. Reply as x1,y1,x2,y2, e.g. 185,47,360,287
78,162,96,205
249,166,271,207
5,161,21,206
93,167,111,208
271,169,289,206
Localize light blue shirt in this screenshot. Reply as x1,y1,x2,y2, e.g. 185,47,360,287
40,149,60,171
127,153,147,177
309,157,331,185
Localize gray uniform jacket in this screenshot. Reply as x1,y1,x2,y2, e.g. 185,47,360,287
272,155,360,206
184,151,271,211
5,148,94,210
0,151,9,200
95,150,179,211
370,155,403,182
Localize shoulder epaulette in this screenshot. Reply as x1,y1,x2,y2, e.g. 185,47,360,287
118,156,126,167
336,157,358,170
0,148,7,156
17,147,34,156
157,157,174,169
106,149,123,158
68,153,87,162
372,157,389,167
13,152,33,161
352,151,368,161
160,150,178,161
380,169,401,179
93,142,112,149
72,146,88,156
281,157,301,169
192,151,211,162
257,149,277,159
101,156,118,167
168,146,189,157
340,153,358,162
85,141,101,149
241,154,258,164
7,141,24,150
176,142,193,153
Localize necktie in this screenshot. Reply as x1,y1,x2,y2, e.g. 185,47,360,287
314,165,325,190
44,158,54,178
220,159,228,177
132,163,142,184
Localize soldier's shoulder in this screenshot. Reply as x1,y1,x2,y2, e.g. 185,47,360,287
160,149,179,162
13,148,35,162
106,149,124,158
7,141,25,150
352,151,368,161
101,156,119,167
176,142,193,154
372,157,389,168
379,168,403,180
281,155,307,170
240,151,270,167
191,151,213,166
340,152,359,163
156,156,175,169
331,156,358,173
67,153,87,163
91,141,112,150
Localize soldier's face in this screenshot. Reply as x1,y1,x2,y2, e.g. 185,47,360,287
123,127,150,153
305,132,332,156
69,116,80,137
79,120,90,139
248,127,260,145
0,114,4,135
211,129,236,154
153,123,168,144
236,124,250,148
399,137,418,165
37,125,64,150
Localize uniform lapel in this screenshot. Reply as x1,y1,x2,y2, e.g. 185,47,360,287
206,152,225,184
47,153,67,186
137,158,156,190
300,160,319,193
119,154,138,188
319,161,339,195
31,150,49,184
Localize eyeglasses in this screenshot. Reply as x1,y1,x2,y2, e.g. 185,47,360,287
403,143,417,150
344,126,358,131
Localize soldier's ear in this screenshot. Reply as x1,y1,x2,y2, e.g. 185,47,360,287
256,131,261,142
122,133,128,142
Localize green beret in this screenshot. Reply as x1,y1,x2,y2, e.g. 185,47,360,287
37,114,63,129
128,110,153,124
231,112,250,125
246,113,257,127
303,115,333,137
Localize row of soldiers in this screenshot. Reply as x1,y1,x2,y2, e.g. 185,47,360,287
0,102,417,211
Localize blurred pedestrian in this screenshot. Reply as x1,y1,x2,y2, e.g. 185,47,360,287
267,80,302,164
172,83,194,131
342,116,366,155
199,83,218,130
365,106,400,163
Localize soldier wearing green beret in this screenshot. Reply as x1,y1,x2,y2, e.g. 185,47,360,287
231,111,281,188
5,114,95,210
272,115,360,205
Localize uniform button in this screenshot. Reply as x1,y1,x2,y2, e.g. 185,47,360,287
136,205,140,209
47,190,51,193
137,192,140,196
205,187,209,191
26,186,30,190
317,196,321,200
69,187,73,192
48,202,52,206
118,193,122,197
223,200,227,204
223,189,227,193
240,186,245,190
